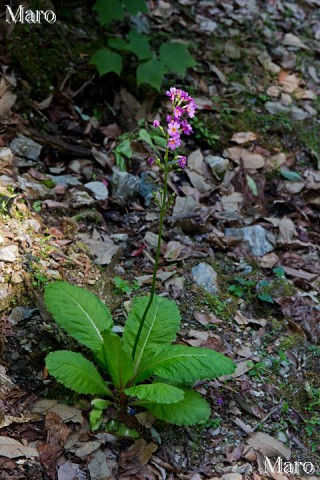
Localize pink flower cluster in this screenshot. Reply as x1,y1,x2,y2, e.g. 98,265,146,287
165,87,196,152
152,87,197,168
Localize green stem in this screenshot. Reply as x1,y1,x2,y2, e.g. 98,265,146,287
132,146,169,361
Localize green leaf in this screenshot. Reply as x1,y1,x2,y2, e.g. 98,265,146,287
98,332,134,390
123,0,148,14
91,398,112,410
159,42,196,76
107,37,128,50
114,152,126,171
45,282,113,353
126,29,152,60
151,135,167,148
46,351,113,396
145,390,210,425
246,175,258,196
90,408,103,431
123,295,180,374
138,128,153,146
90,49,122,76
136,58,165,91
115,139,132,158
258,293,274,304
138,345,236,383
117,425,139,437
125,383,184,404
280,169,302,181
93,0,125,24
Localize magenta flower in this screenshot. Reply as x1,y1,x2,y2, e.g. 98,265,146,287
147,157,155,165
186,102,196,118
168,136,181,150
166,87,178,102
181,119,193,135
153,120,160,128
177,155,187,168
174,106,183,118
168,120,181,138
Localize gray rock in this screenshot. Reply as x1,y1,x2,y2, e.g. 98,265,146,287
10,134,42,161
205,155,229,177
225,225,275,257
84,181,108,201
192,262,219,294
68,189,95,208
50,175,82,186
22,219,41,232
139,172,159,206
112,170,140,207
18,178,54,200
265,102,290,115
290,106,309,121
0,245,19,262
8,306,35,324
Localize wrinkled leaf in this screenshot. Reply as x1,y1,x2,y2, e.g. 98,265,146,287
46,351,113,396
145,390,210,426
0,436,38,459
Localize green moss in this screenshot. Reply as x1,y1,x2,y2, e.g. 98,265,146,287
7,19,100,99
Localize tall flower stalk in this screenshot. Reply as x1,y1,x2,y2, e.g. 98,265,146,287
132,87,197,360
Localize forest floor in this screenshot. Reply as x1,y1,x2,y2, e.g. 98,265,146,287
0,1,319,479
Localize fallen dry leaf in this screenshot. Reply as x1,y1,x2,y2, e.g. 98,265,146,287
223,147,265,169
187,329,209,347
0,78,16,117
232,361,254,378
282,33,308,49
194,311,223,325
0,436,39,458
278,217,297,244
246,432,291,460
282,266,318,281
231,132,257,144
0,413,42,429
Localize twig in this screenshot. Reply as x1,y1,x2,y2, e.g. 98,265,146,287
252,401,284,432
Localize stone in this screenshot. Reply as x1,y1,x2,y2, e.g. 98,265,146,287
84,181,108,201
139,172,159,206
10,134,42,161
222,473,243,480
8,306,34,324
112,170,140,207
0,148,13,163
22,219,41,232
68,189,95,208
192,262,219,294
225,225,275,257
50,174,82,186
290,106,309,120
205,155,229,177
144,232,159,249
110,233,129,243
10,272,24,284
47,269,62,280
280,93,292,106
0,245,19,262
265,102,290,115
19,178,53,200
266,85,281,98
